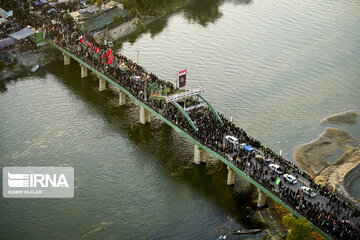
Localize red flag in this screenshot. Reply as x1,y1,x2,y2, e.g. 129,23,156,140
102,49,113,65
95,47,100,53
80,37,85,44
87,42,90,47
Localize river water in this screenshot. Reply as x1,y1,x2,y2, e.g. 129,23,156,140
1,0,360,239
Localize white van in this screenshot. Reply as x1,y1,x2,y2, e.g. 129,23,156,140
225,135,239,146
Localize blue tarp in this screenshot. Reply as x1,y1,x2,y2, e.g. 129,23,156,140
34,2,43,5
6,10,13,17
243,145,255,152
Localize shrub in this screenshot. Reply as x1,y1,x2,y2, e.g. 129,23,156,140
0,59,5,72
124,0,137,10
114,15,123,24
282,215,313,240
130,8,137,17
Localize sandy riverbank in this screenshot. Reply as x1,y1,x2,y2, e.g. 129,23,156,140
321,110,360,125
294,128,358,176
294,111,360,207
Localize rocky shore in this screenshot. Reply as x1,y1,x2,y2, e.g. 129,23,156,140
94,17,142,42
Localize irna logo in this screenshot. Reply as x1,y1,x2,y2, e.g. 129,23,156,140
8,172,69,188
3,167,74,198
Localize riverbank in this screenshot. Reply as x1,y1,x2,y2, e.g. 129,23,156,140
0,46,62,82
254,198,326,240
95,0,196,42
321,110,360,125
294,111,360,207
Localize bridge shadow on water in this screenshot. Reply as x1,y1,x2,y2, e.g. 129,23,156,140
46,59,267,232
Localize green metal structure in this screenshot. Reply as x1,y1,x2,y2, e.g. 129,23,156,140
170,101,197,131
35,31,46,47
198,94,224,125
47,39,332,240
150,91,223,131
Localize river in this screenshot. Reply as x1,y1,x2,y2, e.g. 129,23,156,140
1,0,360,239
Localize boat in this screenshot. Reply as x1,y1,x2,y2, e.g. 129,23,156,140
217,235,227,240
31,65,39,72
233,229,262,234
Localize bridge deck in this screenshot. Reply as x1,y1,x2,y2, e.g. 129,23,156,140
48,39,333,239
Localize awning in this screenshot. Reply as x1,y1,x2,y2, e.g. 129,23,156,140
0,18,7,24
0,37,18,50
78,5,98,14
0,8,7,18
9,27,35,40
6,10,13,17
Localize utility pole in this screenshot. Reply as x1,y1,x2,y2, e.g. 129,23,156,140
136,50,139,64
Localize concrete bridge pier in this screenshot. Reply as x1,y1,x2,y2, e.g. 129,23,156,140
194,145,207,164
257,189,267,208
119,90,126,106
227,166,235,185
99,77,106,91
80,64,88,78
139,106,151,124
63,53,70,65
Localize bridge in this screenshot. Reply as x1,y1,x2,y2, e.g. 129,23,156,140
42,35,358,240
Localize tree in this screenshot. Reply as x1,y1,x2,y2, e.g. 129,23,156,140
130,8,137,17
113,15,123,24
282,215,313,240
124,0,137,10
0,60,5,72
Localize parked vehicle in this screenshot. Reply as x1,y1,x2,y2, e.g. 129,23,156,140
301,186,316,197
269,164,283,174
225,135,239,146
47,8,57,14
240,143,255,152
283,174,297,184
264,158,272,165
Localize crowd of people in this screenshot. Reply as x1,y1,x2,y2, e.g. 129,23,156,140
2,1,359,239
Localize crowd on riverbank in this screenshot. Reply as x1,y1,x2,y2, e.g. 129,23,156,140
1,1,359,239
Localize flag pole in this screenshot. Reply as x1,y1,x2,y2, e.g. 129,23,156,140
175,71,178,90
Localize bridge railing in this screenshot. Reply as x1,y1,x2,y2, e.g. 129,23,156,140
47,39,332,240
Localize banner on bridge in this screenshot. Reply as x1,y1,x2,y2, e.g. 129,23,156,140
166,87,205,103
178,69,187,88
